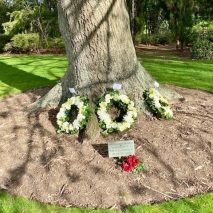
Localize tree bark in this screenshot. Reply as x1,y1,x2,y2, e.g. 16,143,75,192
28,0,180,137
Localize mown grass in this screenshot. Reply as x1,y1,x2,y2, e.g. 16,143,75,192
0,192,115,213
1,191,213,213
138,53,213,93
0,55,68,99
0,54,213,212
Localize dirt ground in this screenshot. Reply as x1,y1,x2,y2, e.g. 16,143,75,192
0,46,213,210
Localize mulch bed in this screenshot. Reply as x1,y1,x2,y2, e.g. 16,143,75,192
0,85,213,210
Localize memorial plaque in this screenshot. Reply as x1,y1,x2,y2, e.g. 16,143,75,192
108,140,135,158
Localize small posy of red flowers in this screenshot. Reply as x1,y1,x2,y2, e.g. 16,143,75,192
121,155,139,172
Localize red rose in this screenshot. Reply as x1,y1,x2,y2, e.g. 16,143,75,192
121,162,134,172
127,155,139,167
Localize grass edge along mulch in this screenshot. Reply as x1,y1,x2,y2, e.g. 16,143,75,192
1,191,213,213
0,52,213,212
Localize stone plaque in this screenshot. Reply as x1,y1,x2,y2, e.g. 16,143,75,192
108,140,135,158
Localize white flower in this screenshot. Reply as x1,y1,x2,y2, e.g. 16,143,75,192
122,122,130,129
74,100,83,108
119,94,130,104
149,93,154,99
154,100,161,108
56,110,65,119
73,120,80,129
57,120,63,126
117,123,125,131
56,96,91,134
126,122,131,128
127,111,133,117
69,97,76,104
105,122,113,129
104,117,112,125
99,101,107,110
62,121,69,130
77,113,86,121
145,88,172,119
123,114,134,124
62,102,69,110
111,122,117,129
79,107,85,114
105,94,112,103
163,106,173,117
132,110,137,118
97,92,136,134
113,94,120,101
128,101,135,110
97,110,111,121
69,124,74,131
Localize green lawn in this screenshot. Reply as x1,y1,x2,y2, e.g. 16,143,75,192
138,53,213,93
0,54,213,212
0,55,68,99
1,191,213,213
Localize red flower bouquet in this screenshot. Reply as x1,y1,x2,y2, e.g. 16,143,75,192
121,155,145,174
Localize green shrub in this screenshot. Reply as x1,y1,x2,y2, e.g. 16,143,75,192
141,33,171,45
47,37,65,50
4,33,39,53
191,39,213,59
0,34,12,52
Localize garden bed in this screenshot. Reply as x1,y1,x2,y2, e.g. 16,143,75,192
0,85,212,209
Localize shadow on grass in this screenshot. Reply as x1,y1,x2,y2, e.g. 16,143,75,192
0,61,58,94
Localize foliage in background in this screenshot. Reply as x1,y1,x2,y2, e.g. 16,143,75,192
0,34,12,52
1,0,60,48
0,0,12,33
4,33,39,53
141,31,171,45
191,38,213,59
163,0,195,50
1,0,213,53
191,21,213,59
126,0,147,44
2,6,35,35
46,37,65,52
195,0,213,21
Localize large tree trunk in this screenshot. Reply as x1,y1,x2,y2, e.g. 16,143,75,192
28,0,180,137
58,0,156,111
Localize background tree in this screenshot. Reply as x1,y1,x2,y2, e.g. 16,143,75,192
0,0,12,33
195,0,213,21
126,0,148,43
163,0,195,50
127,0,171,45
2,0,60,47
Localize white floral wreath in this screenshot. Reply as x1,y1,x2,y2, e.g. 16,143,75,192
143,88,173,119
56,96,91,134
96,91,137,135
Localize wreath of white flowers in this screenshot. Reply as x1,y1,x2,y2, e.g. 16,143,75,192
56,96,91,134
143,88,173,119
96,91,137,135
